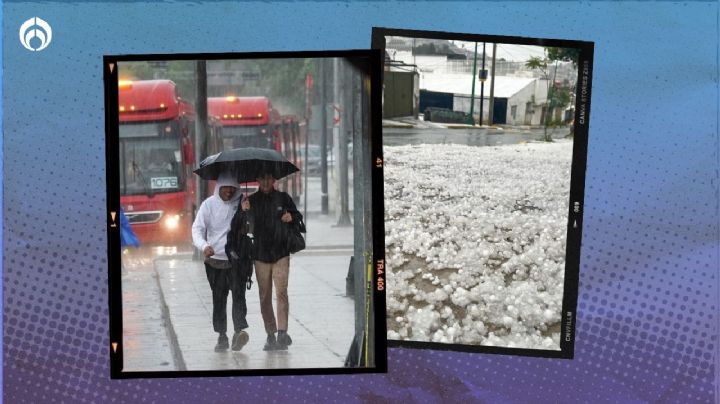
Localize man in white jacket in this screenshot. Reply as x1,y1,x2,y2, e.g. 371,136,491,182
192,172,250,352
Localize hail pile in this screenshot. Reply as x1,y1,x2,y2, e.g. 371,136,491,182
384,140,573,350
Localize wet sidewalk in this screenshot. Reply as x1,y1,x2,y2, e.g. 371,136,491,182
155,252,355,371
149,206,357,372
121,171,360,372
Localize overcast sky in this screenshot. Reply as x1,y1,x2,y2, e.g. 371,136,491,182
386,36,551,62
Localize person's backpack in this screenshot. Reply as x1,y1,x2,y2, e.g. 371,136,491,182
226,207,254,289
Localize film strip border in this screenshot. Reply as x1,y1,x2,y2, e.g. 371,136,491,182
372,27,594,359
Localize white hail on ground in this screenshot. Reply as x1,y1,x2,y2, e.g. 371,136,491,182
384,140,573,350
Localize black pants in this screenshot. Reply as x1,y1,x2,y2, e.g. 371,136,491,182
205,262,248,334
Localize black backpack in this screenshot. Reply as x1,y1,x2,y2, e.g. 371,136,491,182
226,207,255,289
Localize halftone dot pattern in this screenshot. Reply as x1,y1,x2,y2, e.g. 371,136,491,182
3,1,718,403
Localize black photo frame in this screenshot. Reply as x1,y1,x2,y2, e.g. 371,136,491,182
372,27,593,359
104,49,386,377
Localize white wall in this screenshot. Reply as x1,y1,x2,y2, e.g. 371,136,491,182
453,95,489,122
506,79,548,126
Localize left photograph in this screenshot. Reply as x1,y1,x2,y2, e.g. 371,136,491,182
104,50,385,377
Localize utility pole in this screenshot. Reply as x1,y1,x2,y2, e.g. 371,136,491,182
468,42,478,125
303,70,313,221
320,59,329,214
193,61,208,260
332,58,340,217
479,42,486,126
194,60,208,201
488,43,497,125
337,59,351,226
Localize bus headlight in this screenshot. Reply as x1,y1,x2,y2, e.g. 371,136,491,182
164,214,181,230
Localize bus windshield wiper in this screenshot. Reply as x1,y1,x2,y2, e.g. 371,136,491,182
131,161,155,198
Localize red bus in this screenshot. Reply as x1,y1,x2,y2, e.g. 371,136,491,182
118,79,223,244
208,96,302,201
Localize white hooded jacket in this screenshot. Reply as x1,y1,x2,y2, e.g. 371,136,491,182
191,172,242,261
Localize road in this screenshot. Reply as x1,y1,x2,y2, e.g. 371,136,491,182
383,126,572,147
121,244,193,371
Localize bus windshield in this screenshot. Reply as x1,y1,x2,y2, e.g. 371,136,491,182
119,132,183,196
222,125,273,149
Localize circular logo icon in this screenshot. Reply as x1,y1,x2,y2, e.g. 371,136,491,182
19,17,52,52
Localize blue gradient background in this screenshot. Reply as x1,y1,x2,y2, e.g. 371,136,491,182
3,1,718,403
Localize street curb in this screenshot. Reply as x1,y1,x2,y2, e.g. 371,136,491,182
294,247,354,257
443,124,477,129
153,261,187,371
382,124,414,129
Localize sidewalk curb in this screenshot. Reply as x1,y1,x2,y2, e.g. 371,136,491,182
153,261,187,371
382,123,415,129
294,247,354,257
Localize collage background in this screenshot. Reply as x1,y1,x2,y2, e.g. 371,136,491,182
2,1,718,402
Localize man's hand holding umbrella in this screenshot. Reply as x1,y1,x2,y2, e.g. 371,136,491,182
241,196,251,212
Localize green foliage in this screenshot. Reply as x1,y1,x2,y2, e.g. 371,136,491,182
547,47,580,67
117,61,153,81
239,58,316,115
549,84,572,109
118,61,197,102
118,58,318,116
525,48,578,141
546,117,564,128
525,56,547,73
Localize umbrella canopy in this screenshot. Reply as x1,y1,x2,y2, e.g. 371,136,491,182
194,147,299,183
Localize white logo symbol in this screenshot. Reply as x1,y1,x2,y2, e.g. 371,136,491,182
19,17,52,52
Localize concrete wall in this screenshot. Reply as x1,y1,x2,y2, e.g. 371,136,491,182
453,95,489,121
506,79,548,126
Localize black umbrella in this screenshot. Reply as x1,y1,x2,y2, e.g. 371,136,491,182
193,147,299,183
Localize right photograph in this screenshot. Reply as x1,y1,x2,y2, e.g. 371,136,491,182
372,28,594,357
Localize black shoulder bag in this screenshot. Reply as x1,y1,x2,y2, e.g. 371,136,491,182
286,217,306,254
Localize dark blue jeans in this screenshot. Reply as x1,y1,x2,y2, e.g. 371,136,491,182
205,262,248,334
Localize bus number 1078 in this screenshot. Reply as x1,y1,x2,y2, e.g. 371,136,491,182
150,177,178,190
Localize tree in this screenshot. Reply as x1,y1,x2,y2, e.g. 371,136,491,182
118,58,317,116
525,55,554,141
547,47,579,67
525,47,577,141
118,60,197,101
